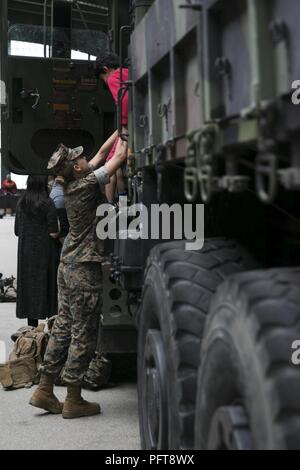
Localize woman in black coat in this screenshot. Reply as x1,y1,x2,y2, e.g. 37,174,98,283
15,176,60,326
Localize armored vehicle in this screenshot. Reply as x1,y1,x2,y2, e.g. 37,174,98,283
1,0,300,450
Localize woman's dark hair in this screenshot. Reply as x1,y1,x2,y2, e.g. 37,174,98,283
19,175,49,216
94,52,120,77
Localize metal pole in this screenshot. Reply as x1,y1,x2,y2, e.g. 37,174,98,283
118,25,132,140
43,0,48,58
76,1,108,14
74,0,89,31
50,0,54,58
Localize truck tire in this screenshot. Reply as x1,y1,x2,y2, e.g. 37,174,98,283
138,239,258,450
195,268,300,450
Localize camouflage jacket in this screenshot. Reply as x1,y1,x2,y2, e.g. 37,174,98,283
61,169,109,264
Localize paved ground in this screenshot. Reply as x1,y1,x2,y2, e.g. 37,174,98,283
0,216,18,278
0,218,140,450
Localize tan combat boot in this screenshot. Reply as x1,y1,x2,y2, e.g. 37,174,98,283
62,385,101,419
29,373,63,414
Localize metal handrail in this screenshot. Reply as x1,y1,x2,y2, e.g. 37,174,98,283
118,25,132,141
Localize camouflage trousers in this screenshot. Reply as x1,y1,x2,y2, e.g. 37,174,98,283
41,262,102,385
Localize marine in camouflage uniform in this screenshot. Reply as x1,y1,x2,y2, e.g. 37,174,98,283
42,168,108,385
30,139,127,418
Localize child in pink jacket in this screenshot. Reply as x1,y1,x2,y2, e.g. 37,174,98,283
94,53,129,204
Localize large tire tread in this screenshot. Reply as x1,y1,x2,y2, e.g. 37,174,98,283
204,268,300,448
142,238,258,448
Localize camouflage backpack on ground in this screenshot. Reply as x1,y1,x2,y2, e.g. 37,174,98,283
54,353,112,390
47,315,112,390
0,324,49,390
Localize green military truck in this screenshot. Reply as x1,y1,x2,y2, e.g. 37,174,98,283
1,0,300,450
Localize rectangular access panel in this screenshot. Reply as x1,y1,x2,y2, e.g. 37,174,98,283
203,0,252,120
130,0,203,157
203,0,300,121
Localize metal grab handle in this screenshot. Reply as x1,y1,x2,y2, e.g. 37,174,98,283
20,88,41,110
198,164,213,204
118,25,133,140
255,153,278,204
215,56,232,101
179,0,202,11
157,99,171,132
139,114,148,128
157,103,167,118
184,134,198,202
117,86,130,141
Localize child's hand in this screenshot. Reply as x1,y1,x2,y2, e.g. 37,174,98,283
115,139,128,161
105,139,128,177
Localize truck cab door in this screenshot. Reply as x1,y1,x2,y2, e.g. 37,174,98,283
2,1,115,175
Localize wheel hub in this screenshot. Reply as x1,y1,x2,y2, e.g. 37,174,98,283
143,329,168,449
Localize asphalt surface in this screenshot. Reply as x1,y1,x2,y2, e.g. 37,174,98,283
0,217,140,450
0,216,18,278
